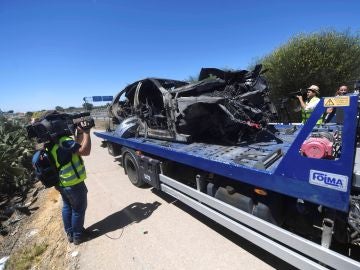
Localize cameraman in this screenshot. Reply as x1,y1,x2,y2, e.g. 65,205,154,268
296,85,322,124
40,111,94,245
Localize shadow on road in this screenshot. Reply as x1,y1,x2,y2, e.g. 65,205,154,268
150,190,296,270
170,200,297,270
85,201,161,240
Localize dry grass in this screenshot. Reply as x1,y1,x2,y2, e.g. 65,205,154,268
5,243,48,270
1,187,77,270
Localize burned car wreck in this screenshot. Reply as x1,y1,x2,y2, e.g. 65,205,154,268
108,65,278,145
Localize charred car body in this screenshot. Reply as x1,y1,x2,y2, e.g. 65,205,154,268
108,65,278,144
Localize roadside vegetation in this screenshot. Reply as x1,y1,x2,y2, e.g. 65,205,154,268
259,30,360,121
0,106,108,204
0,115,34,203
4,243,48,270
0,113,75,270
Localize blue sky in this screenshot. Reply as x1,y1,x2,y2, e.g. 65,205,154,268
0,0,359,112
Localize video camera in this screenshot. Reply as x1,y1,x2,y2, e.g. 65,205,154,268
288,89,307,99
26,111,95,143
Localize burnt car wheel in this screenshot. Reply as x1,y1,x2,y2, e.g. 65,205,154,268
122,149,145,187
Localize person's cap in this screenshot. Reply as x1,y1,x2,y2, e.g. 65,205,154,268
307,85,320,95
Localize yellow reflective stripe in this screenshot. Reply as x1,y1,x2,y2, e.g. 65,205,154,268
302,97,321,123
60,165,85,180
60,167,86,182
52,136,87,187
51,144,60,168
60,176,86,187
302,110,323,124
50,136,73,168
302,110,312,122
60,160,83,174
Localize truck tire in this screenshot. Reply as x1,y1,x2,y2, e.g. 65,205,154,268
107,142,121,156
107,142,115,156
122,148,145,187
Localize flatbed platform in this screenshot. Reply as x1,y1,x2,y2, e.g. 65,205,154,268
95,95,359,212
94,95,360,269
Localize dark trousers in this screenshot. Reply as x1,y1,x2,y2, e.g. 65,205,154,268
56,181,88,240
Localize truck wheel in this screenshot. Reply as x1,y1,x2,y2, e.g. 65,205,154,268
107,142,121,156
107,142,115,155
123,149,145,187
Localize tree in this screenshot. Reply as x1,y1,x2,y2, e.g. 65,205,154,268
55,106,64,111
25,111,33,122
83,102,93,111
259,30,360,120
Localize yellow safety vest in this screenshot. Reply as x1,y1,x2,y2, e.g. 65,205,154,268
51,136,86,187
301,97,322,124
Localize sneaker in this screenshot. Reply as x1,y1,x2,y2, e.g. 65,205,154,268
73,229,101,245
67,233,73,243
73,237,85,245
73,232,93,245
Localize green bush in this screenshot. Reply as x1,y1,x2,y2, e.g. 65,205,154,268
0,116,34,196
259,30,360,121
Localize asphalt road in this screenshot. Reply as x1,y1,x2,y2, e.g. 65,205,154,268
78,132,293,270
